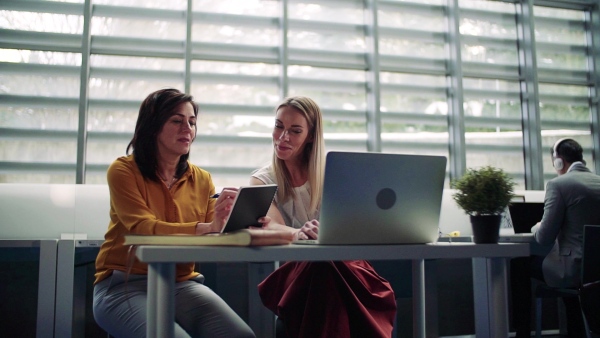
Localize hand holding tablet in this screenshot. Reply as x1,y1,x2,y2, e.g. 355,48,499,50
220,184,278,233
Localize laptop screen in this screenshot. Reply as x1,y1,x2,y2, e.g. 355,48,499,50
318,151,447,245
508,202,545,234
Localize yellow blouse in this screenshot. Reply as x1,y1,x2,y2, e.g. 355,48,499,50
94,155,216,284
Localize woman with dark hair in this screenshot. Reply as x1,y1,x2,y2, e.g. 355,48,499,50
93,88,255,338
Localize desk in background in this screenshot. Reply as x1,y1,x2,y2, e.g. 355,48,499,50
0,183,110,337
0,239,58,338
55,239,103,338
498,233,553,256
136,242,528,338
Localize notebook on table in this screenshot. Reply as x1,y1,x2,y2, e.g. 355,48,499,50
295,151,447,245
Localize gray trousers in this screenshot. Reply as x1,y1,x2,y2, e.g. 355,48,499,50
93,270,255,338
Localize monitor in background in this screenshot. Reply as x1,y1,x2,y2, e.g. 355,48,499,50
512,195,526,203
508,202,545,234
438,189,471,237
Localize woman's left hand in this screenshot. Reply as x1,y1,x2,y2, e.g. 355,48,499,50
252,216,273,229
295,219,319,240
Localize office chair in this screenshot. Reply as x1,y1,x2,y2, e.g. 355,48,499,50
580,280,600,337
579,225,600,337
534,280,578,337
534,225,600,338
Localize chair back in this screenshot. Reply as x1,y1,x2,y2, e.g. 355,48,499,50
581,225,600,335
582,225,600,285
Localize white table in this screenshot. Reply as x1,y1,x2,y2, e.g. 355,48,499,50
499,233,553,256
136,242,528,338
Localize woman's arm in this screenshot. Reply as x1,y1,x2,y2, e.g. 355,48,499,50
249,176,299,236
108,158,226,235
249,176,320,240
195,188,238,234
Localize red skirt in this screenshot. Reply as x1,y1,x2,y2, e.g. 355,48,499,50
258,260,397,338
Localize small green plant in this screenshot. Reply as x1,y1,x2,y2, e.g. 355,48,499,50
451,166,515,216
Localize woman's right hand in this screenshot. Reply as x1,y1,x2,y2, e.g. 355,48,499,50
205,188,238,233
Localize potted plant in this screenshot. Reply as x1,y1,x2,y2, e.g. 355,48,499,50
451,166,515,244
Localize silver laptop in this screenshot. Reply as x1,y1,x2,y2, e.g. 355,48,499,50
309,151,447,245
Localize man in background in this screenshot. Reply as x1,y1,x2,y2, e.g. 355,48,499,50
511,138,600,337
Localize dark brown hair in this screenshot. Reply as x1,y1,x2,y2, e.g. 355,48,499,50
126,88,199,181
552,138,585,165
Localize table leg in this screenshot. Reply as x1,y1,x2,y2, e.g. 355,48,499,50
412,259,425,338
472,257,509,337
148,263,175,338
55,239,75,338
248,262,277,338
37,240,57,338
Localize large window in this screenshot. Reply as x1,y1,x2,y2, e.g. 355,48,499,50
378,1,449,162
288,1,369,154
87,2,189,182
1,2,83,183
1,0,599,189
534,5,597,184
459,0,525,187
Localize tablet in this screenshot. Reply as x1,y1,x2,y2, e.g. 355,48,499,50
221,184,278,233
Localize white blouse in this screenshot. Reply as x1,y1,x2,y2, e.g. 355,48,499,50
251,165,320,229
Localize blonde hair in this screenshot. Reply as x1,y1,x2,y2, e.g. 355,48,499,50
272,96,325,215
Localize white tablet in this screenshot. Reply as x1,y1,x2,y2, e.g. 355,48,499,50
221,184,278,233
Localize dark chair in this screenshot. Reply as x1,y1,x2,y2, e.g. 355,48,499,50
580,280,600,337
534,225,600,338
534,284,578,337
579,224,600,337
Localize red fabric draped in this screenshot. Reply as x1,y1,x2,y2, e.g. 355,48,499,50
258,260,397,338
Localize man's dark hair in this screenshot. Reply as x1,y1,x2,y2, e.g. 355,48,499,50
553,138,585,165
126,88,199,182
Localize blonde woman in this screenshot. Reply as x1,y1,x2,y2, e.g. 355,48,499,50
251,96,397,338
